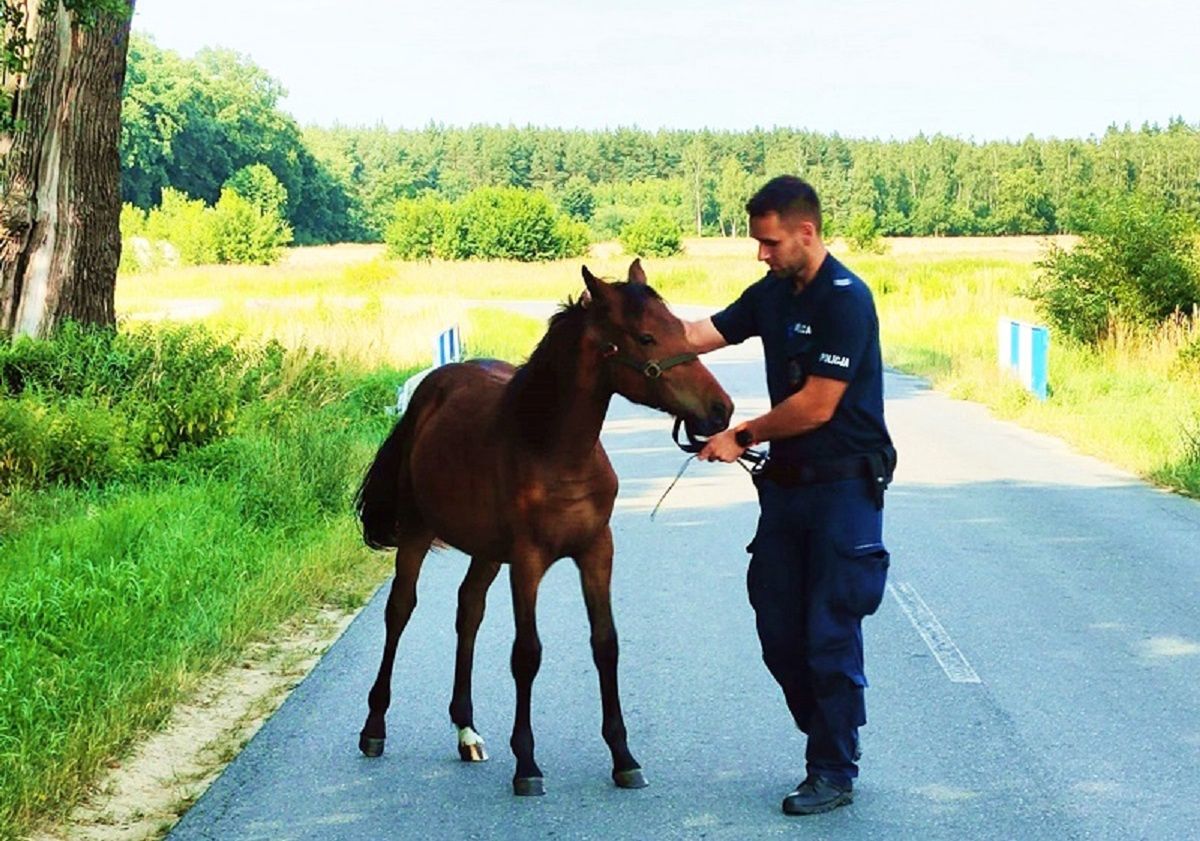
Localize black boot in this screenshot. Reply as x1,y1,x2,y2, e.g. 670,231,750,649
782,775,854,815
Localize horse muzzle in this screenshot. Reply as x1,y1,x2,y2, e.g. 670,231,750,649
683,399,732,438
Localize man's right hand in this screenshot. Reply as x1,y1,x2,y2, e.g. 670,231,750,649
698,427,747,463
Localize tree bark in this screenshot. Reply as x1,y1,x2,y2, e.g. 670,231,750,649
1,0,133,338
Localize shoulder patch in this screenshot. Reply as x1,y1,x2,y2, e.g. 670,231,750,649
833,278,853,287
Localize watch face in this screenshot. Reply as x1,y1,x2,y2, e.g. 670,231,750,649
736,428,753,447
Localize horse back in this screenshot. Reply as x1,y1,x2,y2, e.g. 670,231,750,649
406,361,617,561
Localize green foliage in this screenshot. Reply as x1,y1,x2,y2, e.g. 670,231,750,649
384,194,450,259
0,396,384,839
553,214,592,257
0,395,135,487
2,1,132,136
293,121,1200,242
592,178,691,239
135,184,292,267
619,206,684,258
557,176,596,221
591,205,632,241
1,3,32,139
715,157,753,236
113,51,1200,245
120,35,362,244
210,188,293,265
1031,194,1200,342
225,163,289,218
446,187,581,261
0,323,339,490
1171,336,1200,383
385,187,587,262
145,188,217,265
117,203,171,274
845,211,887,254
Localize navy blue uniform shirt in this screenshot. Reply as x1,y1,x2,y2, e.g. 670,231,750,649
710,252,891,464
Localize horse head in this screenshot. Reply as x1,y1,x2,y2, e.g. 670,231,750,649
582,260,733,437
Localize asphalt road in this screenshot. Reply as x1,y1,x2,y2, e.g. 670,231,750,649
168,334,1200,841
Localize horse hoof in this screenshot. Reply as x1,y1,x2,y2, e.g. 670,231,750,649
458,742,488,762
359,734,386,757
613,768,648,789
513,776,546,796
456,726,488,762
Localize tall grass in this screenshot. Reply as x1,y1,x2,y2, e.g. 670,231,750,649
0,311,543,839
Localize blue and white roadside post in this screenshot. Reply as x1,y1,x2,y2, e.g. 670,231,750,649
434,323,461,368
390,324,464,415
997,317,1049,400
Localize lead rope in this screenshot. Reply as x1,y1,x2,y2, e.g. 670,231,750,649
652,418,766,519
649,450,761,520
650,455,697,520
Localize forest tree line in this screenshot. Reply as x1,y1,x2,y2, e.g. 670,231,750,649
119,35,1200,245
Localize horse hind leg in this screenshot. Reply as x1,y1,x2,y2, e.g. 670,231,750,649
449,557,501,762
359,528,433,757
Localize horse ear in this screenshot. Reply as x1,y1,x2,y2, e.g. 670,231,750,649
581,265,607,308
627,258,647,285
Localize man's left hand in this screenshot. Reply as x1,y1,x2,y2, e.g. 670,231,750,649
698,428,746,463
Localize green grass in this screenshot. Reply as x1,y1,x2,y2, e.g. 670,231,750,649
0,311,543,839
860,249,1200,494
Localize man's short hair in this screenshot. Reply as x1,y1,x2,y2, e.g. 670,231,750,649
746,176,822,233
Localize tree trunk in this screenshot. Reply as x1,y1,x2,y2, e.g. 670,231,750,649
1,0,133,338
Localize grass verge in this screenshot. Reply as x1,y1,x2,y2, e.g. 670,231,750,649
0,311,543,840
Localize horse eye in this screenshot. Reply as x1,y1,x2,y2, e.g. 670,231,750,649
638,333,656,346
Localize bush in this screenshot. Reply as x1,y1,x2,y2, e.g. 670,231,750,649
0,323,343,490
210,187,293,265
1031,194,1200,342
557,176,595,221
136,178,292,267
385,194,450,260
619,206,683,257
0,395,136,488
845,211,887,254
224,164,288,218
592,205,633,241
432,187,588,262
146,188,218,265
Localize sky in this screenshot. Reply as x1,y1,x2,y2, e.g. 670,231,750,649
130,0,1199,142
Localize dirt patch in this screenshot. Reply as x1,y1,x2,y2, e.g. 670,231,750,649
27,607,362,841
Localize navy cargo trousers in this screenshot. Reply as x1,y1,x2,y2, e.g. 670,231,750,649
747,473,890,787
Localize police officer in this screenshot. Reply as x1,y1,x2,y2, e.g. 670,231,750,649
685,175,895,815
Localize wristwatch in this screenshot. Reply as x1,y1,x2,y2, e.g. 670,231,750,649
734,425,755,448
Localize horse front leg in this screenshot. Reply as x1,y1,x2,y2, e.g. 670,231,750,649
449,556,501,762
359,529,432,757
508,551,548,795
576,528,647,789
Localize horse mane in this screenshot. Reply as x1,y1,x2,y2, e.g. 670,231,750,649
501,298,586,447
500,282,661,449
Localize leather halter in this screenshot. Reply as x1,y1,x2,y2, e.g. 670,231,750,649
600,342,697,380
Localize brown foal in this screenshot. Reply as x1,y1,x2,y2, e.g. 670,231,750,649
354,260,733,795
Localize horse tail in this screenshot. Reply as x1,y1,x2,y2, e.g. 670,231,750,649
355,399,423,550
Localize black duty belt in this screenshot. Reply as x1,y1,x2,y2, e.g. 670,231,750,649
757,445,898,509
758,455,872,486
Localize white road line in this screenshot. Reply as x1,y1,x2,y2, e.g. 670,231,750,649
888,581,982,684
